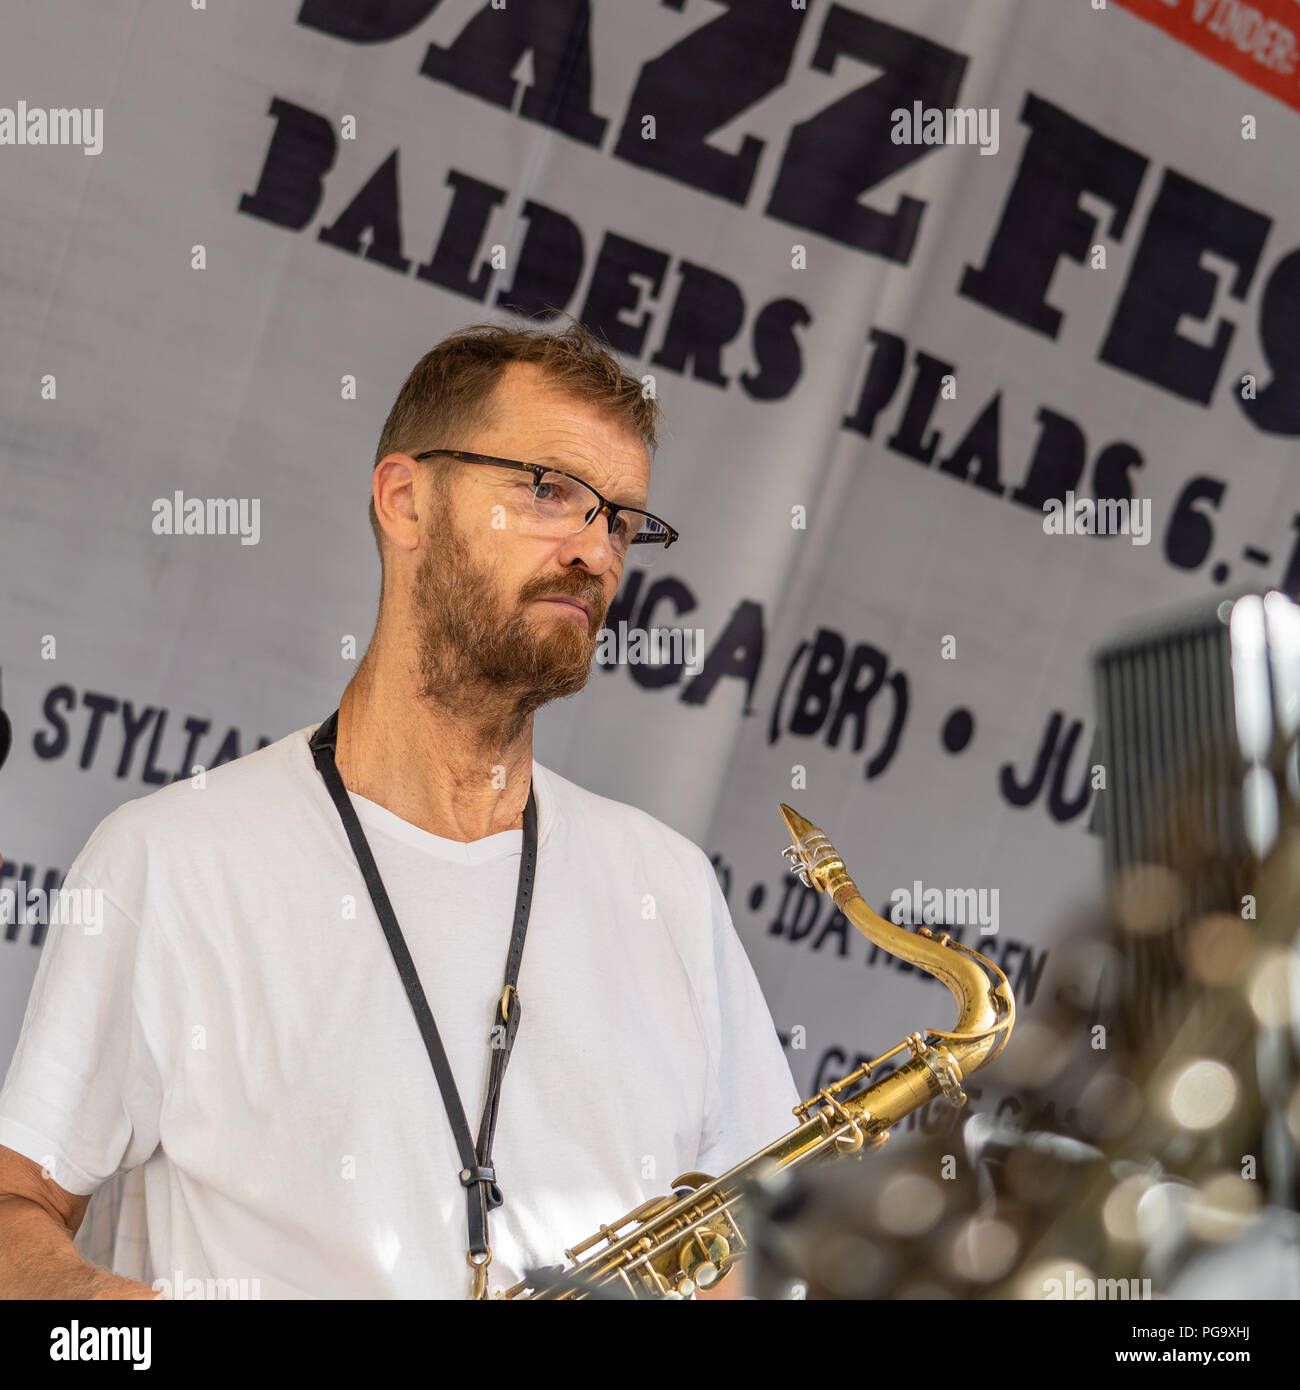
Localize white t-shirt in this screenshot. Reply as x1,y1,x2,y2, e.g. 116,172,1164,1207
0,724,800,1299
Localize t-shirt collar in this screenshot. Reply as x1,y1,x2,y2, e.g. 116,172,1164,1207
298,722,557,864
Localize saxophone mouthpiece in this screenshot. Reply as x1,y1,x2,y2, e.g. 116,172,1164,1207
778,803,818,844
778,804,847,894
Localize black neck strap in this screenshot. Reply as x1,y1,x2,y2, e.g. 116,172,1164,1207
308,710,538,1292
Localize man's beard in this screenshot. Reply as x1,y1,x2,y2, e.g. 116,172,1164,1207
412,505,606,741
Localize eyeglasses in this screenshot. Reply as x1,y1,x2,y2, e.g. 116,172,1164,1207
412,449,679,567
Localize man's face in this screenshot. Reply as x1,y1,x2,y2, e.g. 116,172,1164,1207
409,362,652,712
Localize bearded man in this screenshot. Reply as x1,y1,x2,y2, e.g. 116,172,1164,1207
0,318,800,1300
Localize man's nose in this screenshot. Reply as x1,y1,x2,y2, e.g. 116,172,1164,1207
555,513,621,575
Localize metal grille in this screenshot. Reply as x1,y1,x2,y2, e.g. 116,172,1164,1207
1091,591,1300,1034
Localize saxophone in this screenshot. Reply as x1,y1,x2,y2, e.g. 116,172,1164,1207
499,802,1016,1299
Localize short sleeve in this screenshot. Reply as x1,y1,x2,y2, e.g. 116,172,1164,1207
0,832,163,1197
694,857,801,1177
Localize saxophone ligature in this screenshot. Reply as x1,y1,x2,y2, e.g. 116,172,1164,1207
500,802,1016,1299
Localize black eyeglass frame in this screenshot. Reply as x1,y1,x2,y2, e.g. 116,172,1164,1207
411,448,679,552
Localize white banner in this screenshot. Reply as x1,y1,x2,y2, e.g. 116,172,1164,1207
3,0,1298,1247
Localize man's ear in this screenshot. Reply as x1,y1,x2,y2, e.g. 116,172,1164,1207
372,453,423,553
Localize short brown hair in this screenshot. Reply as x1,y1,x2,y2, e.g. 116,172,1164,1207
368,313,663,552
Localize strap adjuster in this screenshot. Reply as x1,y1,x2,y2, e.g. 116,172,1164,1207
460,1165,504,1211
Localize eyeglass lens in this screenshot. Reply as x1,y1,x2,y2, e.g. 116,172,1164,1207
529,471,667,566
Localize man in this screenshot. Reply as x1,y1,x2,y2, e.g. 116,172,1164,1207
0,318,800,1300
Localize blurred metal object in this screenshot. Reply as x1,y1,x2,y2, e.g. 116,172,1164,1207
1091,589,1300,1181
742,1120,1111,1300
1093,590,1300,1038
1002,589,1300,1295
742,589,1300,1300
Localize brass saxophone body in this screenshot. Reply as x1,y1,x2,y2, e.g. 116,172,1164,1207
501,803,1016,1299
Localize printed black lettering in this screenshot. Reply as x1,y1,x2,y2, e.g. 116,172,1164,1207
767,7,968,262
1243,247,1300,434
497,200,586,320
238,97,337,230
739,297,809,402
296,0,436,44
580,232,670,356
414,170,506,298
613,0,806,203
32,685,74,760
318,150,413,274
650,261,746,388
420,0,606,146
960,94,1147,337
1100,170,1270,404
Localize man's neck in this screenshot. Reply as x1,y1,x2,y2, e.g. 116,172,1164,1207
334,654,535,844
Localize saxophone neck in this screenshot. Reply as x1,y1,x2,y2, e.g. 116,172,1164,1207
779,803,1014,1069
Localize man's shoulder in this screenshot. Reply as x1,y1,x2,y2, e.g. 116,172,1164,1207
78,725,316,870
532,760,714,880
